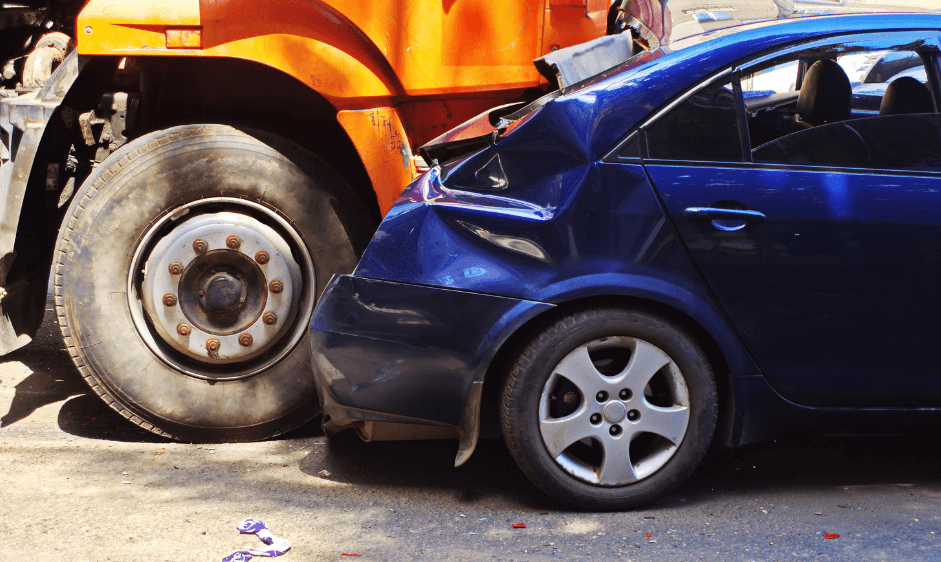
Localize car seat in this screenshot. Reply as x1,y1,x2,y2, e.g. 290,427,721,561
796,59,852,127
879,76,934,115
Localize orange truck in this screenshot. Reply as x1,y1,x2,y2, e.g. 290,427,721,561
0,0,613,441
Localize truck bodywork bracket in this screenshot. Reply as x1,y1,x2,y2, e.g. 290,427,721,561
0,50,83,353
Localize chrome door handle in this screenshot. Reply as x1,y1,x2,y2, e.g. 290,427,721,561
683,207,766,221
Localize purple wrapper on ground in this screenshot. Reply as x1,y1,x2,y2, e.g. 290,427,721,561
223,518,291,561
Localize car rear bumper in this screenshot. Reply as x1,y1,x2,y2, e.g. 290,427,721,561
309,274,553,432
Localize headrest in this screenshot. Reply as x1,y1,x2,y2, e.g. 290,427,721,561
797,59,852,126
880,76,934,115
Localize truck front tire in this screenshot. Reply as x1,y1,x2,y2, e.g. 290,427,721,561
53,125,374,442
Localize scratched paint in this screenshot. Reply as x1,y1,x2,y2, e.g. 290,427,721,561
369,110,411,171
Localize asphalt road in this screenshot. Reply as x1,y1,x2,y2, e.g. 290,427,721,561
1,302,939,561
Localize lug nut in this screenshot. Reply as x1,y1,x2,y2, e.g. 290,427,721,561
206,337,221,352
168,261,184,275
226,235,242,249
238,333,253,347
596,391,608,403
255,251,270,265
627,409,640,421
268,279,284,294
590,413,602,425
610,425,622,436
177,323,192,336
619,389,632,400
193,238,208,254
262,311,277,325
162,293,177,307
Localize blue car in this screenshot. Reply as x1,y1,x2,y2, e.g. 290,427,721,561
310,9,941,510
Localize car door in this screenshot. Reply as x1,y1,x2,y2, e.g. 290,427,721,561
637,34,941,408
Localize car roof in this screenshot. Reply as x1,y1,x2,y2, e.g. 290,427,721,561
665,12,941,52
629,0,941,45
572,12,941,101
542,13,941,161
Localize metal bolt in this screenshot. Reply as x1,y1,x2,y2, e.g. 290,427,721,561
590,413,602,425
262,311,277,325
206,337,221,352
162,293,177,307
177,323,192,336
596,391,608,403
627,410,640,421
268,279,284,294
610,425,622,436
619,389,632,400
193,239,208,254
168,261,184,275
255,251,270,265
226,235,242,250
238,333,253,347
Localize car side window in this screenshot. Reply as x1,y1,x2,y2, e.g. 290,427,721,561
753,113,941,171
740,41,940,171
644,78,744,163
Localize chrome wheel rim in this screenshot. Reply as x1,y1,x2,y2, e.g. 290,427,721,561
128,198,315,381
539,336,690,486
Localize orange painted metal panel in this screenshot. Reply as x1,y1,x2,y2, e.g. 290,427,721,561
543,0,610,52
79,0,201,27
76,0,607,208
78,0,606,103
336,108,417,216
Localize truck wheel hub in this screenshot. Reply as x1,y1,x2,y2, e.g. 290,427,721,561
136,204,309,374
177,250,268,335
203,271,244,312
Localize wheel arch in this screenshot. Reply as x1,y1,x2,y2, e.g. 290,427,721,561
476,285,758,454
50,54,384,224
143,55,382,223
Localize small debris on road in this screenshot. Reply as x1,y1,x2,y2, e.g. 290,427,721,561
824,533,840,540
512,523,526,529
223,518,291,562
318,469,332,478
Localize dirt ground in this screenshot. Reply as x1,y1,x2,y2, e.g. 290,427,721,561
2,303,941,561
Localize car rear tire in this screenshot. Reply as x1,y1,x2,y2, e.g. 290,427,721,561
53,124,374,442
500,307,717,510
